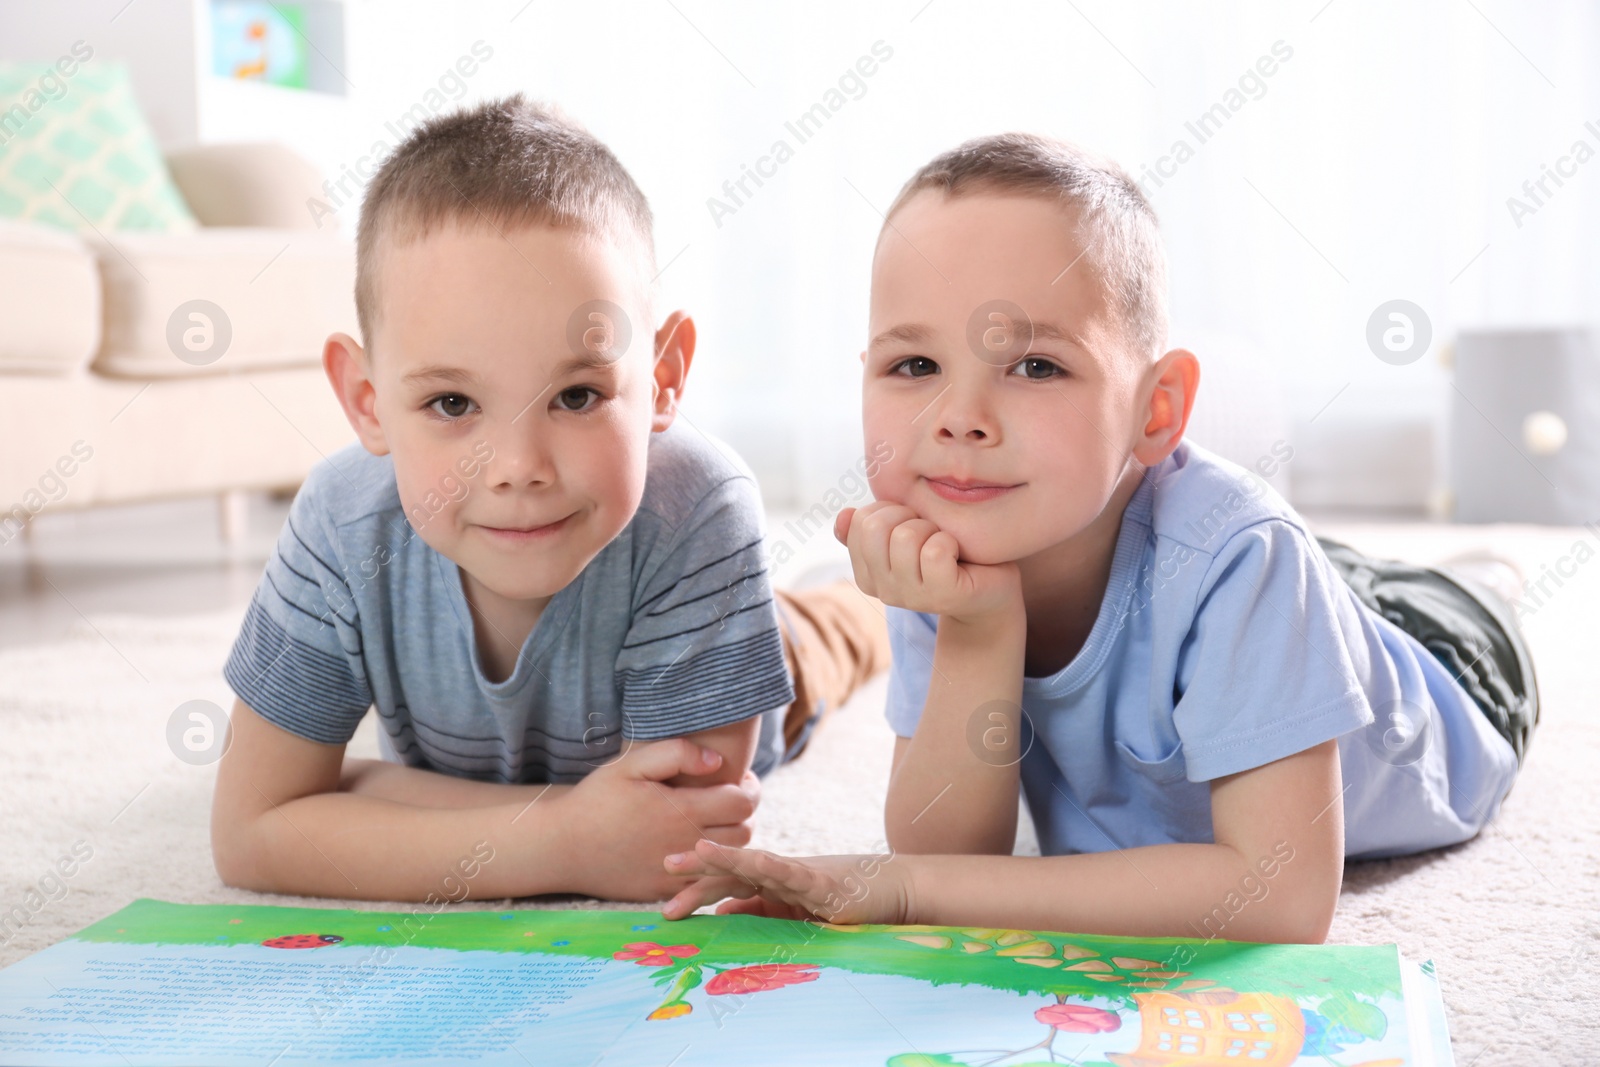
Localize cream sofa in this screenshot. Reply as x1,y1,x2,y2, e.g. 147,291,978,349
0,143,357,547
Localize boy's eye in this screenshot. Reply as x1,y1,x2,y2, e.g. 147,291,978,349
428,393,476,419
555,386,601,412
891,356,939,378
1010,356,1063,381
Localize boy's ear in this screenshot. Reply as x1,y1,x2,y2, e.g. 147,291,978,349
323,332,390,456
1132,347,1200,466
651,311,696,432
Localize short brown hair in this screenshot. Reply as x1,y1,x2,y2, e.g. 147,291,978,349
886,133,1168,361
354,94,656,346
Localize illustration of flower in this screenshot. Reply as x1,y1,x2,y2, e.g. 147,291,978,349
706,963,821,995
613,941,700,966
645,961,705,1021
647,1001,693,1020
1034,1002,1122,1033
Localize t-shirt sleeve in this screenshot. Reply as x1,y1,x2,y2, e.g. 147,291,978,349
1172,520,1374,781
883,607,939,738
222,466,373,744
613,474,794,740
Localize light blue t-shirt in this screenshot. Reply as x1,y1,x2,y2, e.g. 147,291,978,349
885,441,1519,861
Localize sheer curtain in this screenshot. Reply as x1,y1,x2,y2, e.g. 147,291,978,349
193,0,1599,509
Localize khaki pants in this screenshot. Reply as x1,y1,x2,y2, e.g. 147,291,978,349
773,581,893,760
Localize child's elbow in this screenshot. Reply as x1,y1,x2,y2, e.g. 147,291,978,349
211,815,269,892
1272,888,1338,944
213,854,253,891
211,839,252,891
884,823,924,855
1243,909,1332,946
1284,913,1333,945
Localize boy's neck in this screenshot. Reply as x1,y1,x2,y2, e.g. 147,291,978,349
458,569,553,684
1015,464,1146,678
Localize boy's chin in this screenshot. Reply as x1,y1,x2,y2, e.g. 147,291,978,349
462,556,586,604
939,527,1028,569
958,547,1026,568
943,523,1082,569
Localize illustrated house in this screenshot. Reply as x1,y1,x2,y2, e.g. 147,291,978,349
1106,988,1305,1066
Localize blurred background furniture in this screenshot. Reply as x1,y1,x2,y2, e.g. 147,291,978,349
1450,328,1600,525
0,126,356,547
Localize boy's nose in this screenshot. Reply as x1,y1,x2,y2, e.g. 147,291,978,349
938,424,989,442
932,390,999,444
484,429,556,489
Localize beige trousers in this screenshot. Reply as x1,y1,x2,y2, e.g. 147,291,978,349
773,581,893,760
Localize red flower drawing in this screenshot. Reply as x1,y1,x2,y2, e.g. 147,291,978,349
706,963,821,995
613,942,700,967
1035,1002,1122,1033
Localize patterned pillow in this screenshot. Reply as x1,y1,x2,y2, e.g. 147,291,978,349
0,60,198,233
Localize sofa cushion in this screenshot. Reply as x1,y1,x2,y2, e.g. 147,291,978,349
0,364,356,521
0,62,198,233
165,143,327,231
0,219,100,374
91,228,356,378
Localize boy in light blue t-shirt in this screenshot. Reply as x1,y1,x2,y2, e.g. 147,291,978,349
662,134,1537,942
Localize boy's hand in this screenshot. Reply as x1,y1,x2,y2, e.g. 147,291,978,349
834,502,1022,626
659,840,912,925
557,740,761,902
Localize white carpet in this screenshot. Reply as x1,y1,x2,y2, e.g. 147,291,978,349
0,520,1595,1064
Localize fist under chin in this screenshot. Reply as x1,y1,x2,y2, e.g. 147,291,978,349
925,523,1020,568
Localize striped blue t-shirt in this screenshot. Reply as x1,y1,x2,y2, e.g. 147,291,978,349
223,424,795,782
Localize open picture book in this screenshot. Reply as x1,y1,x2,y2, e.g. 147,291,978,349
0,899,1453,1066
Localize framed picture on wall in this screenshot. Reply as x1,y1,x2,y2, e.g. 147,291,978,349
209,0,345,95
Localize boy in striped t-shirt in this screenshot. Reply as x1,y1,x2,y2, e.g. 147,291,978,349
212,96,886,905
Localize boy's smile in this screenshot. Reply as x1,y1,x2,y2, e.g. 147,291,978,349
476,513,575,543
922,476,1022,504
863,191,1150,567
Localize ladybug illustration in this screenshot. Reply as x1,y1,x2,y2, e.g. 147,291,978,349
261,933,344,949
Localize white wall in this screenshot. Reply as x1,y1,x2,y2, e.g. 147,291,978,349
5,0,1599,512
0,0,202,145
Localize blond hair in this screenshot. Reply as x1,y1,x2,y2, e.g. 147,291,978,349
355,94,655,346
887,132,1168,361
